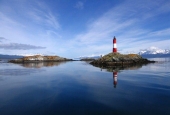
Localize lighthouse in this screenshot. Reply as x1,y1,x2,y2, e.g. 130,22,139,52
113,71,118,88
113,36,117,53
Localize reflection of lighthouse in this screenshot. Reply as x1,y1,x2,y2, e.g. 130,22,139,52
113,36,117,53
113,71,118,88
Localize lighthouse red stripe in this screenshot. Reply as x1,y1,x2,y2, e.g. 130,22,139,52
113,37,117,53
113,72,117,76
113,48,117,53
113,39,116,43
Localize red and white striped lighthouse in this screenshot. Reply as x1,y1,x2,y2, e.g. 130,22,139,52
113,36,117,53
113,71,118,88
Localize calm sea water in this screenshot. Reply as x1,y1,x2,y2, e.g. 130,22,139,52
0,58,170,115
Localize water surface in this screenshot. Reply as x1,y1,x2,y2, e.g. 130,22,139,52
0,58,170,115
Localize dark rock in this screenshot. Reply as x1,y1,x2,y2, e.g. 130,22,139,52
90,52,156,67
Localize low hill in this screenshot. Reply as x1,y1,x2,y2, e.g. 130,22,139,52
141,54,170,58
0,54,23,59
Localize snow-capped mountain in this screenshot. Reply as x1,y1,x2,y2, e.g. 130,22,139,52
139,47,170,55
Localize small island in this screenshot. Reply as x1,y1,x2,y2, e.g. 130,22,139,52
9,55,73,63
90,52,155,67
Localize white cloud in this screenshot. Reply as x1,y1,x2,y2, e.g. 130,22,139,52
147,28,170,37
0,37,7,42
66,0,170,57
0,0,170,58
0,43,46,50
75,1,84,9
0,0,62,56
27,8,60,30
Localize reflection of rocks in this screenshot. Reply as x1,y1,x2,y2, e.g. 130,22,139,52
20,62,66,68
98,62,153,88
90,53,155,67
9,55,73,63
97,63,145,72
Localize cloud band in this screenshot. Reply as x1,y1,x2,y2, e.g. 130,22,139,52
0,43,46,50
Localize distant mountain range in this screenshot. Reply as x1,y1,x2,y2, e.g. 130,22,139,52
1,47,170,60
139,47,170,55
139,47,170,58
79,55,100,60
0,54,23,59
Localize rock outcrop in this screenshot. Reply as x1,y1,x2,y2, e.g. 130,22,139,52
19,62,66,68
90,53,155,67
9,55,73,63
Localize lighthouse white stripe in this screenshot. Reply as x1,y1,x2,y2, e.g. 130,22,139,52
113,44,117,48
114,77,117,81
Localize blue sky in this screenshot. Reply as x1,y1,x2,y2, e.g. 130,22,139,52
0,0,170,58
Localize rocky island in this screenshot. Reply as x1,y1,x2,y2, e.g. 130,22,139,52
9,55,73,63
90,53,155,67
